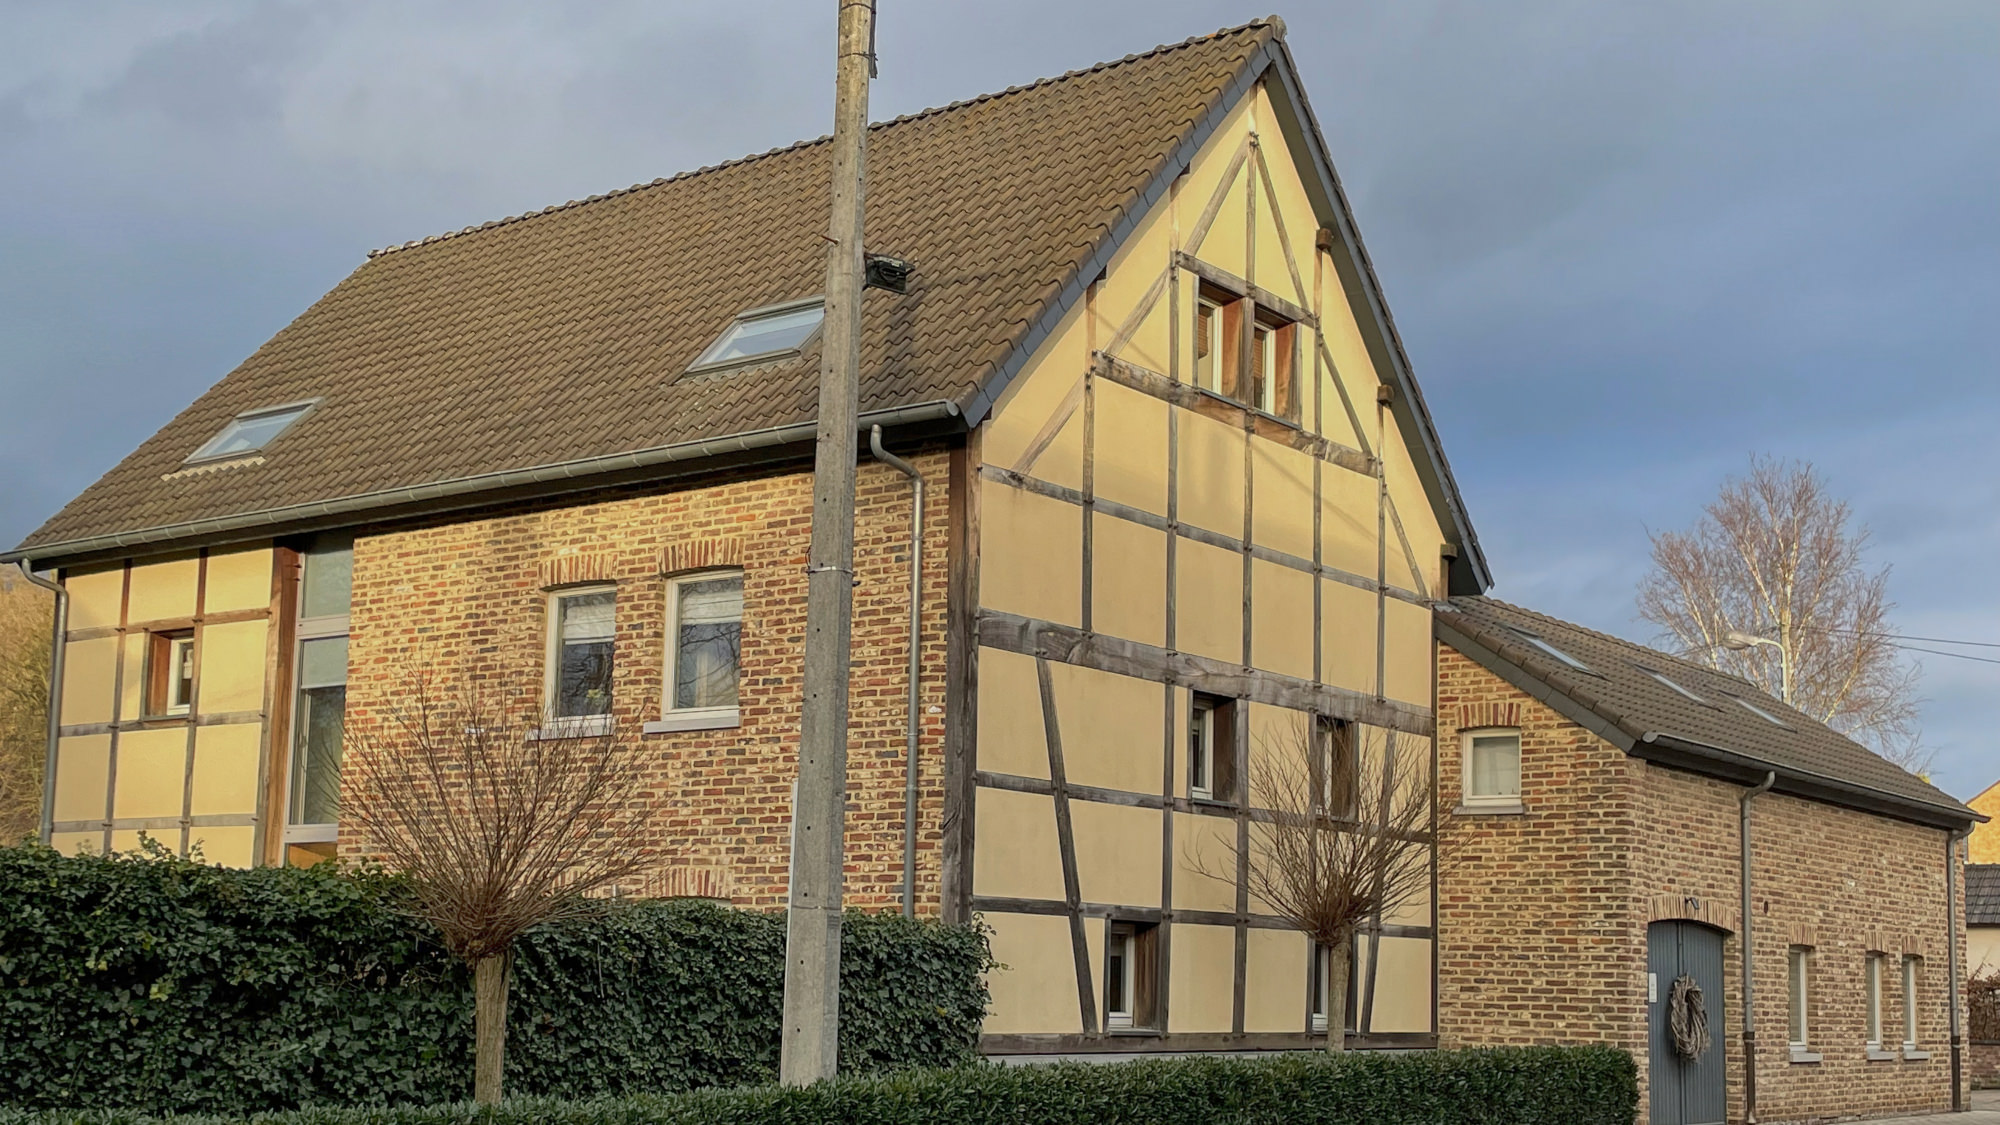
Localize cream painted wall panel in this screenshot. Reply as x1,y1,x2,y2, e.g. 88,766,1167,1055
65,567,124,631
1245,927,1308,1033
1168,686,1190,797
1253,84,1326,306
1383,598,1433,707
1174,539,1241,665
973,788,1067,902
189,825,255,868
1092,222,1172,374
1091,515,1167,650
980,481,1082,628
1189,161,1252,278
1093,382,1169,515
1250,163,1299,307
119,633,146,721
1250,561,1313,681
1369,936,1434,1033
110,829,150,853
126,556,198,624
976,647,1051,781
1382,843,1434,927
1319,466,1377,580
1052,661,1163,796
1177,411,1245,536
59,638,118,726
196,620,269,715
983,913,1082,1034
1167,923,1237,1033
190,722,262,816
49,831,100,856
983,302,1087,489
1312,363,1364,450
202,546,272,614
1249,441,1315,560
1172,812,1238,912
1071,801,1161,908
1084,916,1107,1027
1244,701,1310,816
113,728,187,820
52,735,109,822
1320,581,1377,695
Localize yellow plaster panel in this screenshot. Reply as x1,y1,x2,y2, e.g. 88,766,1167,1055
64,566,125,631
119,633,146,721
1244,702,1311,817
1312,362,1364,449
109,830,155,854
52,735,110,823
1167,923,1237,1033
972,788,1067,903
1320,467,1377,581
979,480,1082,628
125,555,199,625
1245,927,1309,1033
1320,581,1377,696
1190,155,1252,277
1051,660,1163,796
1092,381,1169,515
188,826,255,869
1252,86,1322,309
1090,516,1167,650
1084,917,1107,1025
49,832,101,856
1168,686,1190,797
984,303,1087,489
1368,936,1434,1033
1174,539,1241,665
114,728,187,821
975,647,1051,781
190,722,262,816
1250,560,1313,680
1383,844,1434,927
1172,812,1238,913
59,638,119,727
1249,441,1316,560
202,546,273,614
1383,598,1433,708
1176,411,1244,537
195,620,269,715
1071,800,1161,908
982,912,1082,1034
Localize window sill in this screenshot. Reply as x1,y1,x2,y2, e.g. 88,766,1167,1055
643,708,741,734
1455,801,1526,816
1789,1049,1823,1065
1867,1048,1898,1062
1903,1048,1931,1061
1188,794,1239,811
1103,1026,1160,1038
284,823,337,845
530,714,613,739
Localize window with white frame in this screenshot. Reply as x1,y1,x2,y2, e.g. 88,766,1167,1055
688,300,824,372
1309,940,1355,1034
288,534,352,847
661,571,742,726
1104,920,1157,1030
146,631,196,717
1902,955,1921,1051
1866,952,1885,1050
1194,296,1223,392
1189,693,1236,802
547,586,616,725
1459,728,1521,809
1788,946,1812,1052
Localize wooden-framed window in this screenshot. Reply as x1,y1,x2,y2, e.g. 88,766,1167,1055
547,585,616,726
1105,920,1159,1031
1250,311,1299,420
659,570,743,728
1317,716,1357,818
146,630,196,717
1194,295,1223,392
1310,940,1358,1034
1459,728,1521,810
1189,692,1237,802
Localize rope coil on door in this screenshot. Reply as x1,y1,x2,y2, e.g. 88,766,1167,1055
1668,974,1711,1060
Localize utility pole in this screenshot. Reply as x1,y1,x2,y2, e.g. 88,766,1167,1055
781,0,874,1087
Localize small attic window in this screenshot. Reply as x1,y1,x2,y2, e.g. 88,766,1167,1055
1507,626,1591,672
1639,666,1707,705
688,298,824,372
186,401,316,463
1731,695,1793,729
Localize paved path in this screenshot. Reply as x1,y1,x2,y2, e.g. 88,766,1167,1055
1857,1089,2000,1125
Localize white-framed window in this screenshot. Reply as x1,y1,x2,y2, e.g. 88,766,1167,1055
1194,296,1223,392
1104,920,1157,1031
186,400,317,463
1731,695,1792,729
147,631,196,717
1189,693,1236,802
287,534,352,845
649,570,743,733
546,585,616,729
688,299,824,372
1902,955,1921,1051
1866,952,1884,1049
1788,946,1811,1049
1310,940,1354,1034
1459,728,1521,809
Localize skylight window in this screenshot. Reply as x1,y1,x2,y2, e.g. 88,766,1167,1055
1639,666,1707,704
1731,695,1792,729
689,299,825,371
1507,627,1591,672
186,401,316,463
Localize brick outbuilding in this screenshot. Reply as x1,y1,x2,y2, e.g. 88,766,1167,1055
1435,597,1979,1125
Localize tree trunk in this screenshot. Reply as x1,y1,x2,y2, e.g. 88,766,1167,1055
1326,931,1353,1054
473,952,508,1105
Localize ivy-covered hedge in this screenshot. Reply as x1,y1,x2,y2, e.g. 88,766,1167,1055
0,846,991,1113
0,1048,1638,1125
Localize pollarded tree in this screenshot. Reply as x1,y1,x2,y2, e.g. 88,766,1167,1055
1637,457,1926,770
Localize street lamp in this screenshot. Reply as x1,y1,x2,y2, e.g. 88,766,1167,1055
1722,630,1791,704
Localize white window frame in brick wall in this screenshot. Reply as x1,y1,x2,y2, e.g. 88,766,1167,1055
1865,952,1895,1059
286,534,353,846
1902,955,1929,1058
1458,727,1523,813
646,570,743,734
1788,946,1822,1063
542,585,617,737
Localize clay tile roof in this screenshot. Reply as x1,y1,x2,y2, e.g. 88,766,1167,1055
15,20,1282,558
1968,865,2000,927
1437,595,1976,828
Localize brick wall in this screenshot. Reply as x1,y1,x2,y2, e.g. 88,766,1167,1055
340,453,953,913
1437,645,1962,1124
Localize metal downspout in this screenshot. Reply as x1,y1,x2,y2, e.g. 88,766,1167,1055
1950,825,1969,1112
1741,770,1776,1125
869,425,923,919
14,561,67,846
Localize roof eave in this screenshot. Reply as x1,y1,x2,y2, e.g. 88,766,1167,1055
1636,731,1982,832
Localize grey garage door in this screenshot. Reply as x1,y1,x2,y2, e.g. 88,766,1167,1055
1647,920,1727,1125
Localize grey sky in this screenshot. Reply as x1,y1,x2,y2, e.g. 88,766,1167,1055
3,2,1995,796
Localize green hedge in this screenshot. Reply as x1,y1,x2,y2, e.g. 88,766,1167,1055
0,845,990,1113
0,1048,1638,1125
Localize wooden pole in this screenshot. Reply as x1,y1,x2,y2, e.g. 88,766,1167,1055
780,0,873,1087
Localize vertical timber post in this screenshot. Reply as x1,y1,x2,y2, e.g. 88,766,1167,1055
781,0,874,1087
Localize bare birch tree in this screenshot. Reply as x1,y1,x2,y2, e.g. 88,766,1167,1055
0,571,53,843
1637,457,1926,770
1190,716,1436,1052
343,668,651,1104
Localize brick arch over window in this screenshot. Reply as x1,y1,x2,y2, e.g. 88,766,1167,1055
1458,701,1522,730
538,553,616,590
658,538,745,577
1646,893,1739,935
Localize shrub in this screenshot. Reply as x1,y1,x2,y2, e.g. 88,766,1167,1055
0,846,990,1113
0,1047,1638,1125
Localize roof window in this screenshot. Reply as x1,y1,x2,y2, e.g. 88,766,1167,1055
187,401,316,463
689,299,824,372
1731,695,1793,729
1639,666,1707,704
1507,627,1591,672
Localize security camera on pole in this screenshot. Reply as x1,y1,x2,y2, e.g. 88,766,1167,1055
780,0,875,1087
